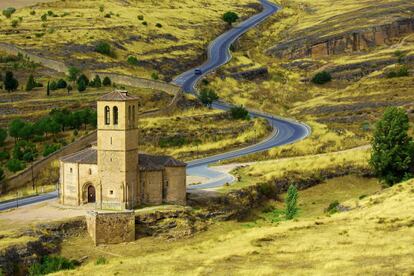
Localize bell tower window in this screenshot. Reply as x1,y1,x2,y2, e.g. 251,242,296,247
128,106,132,127
105,106,110,125
113,106,119,125
132,105,136,127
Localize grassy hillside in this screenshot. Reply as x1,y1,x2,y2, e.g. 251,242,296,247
0,0,257,80
55,179,413,275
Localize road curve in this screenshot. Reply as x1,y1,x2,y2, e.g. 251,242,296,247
0,0,309,211
173,0,310,189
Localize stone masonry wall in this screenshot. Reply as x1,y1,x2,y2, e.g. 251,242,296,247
86,211,135,246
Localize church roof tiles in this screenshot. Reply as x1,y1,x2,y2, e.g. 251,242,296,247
60,148,186,171
98,90,138,101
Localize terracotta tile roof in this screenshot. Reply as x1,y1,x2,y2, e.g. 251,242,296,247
60,148,187,170
98,90,138,101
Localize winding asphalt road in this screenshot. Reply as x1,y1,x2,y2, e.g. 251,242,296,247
0,0,309,211
173,0,310,189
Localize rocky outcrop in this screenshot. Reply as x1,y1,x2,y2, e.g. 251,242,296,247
267,18,414,59
229,67,269,81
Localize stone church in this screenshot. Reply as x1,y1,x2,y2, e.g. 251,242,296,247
59,90,187,210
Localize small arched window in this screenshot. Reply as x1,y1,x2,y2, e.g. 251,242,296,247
88,168,92,175
105,106,110,125
113,106,119,125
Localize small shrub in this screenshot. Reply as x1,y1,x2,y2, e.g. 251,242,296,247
0,151,10,161
257,182,277,199
49,80,58,91
142,21,148,26
2,7,16,19
30,10,36,16
11,19,19,28
95,256,108,265
159,136,187,148
229,105,250,120
127,56,139,66
95,41,112,56
312,71,332,84
155,23,162,28
386,65,409,78
41,14,47,21
325,200,340,214
99,5,105,13
151,72,159,80
104,13,111,18
137,15,144,20
28,255,75,275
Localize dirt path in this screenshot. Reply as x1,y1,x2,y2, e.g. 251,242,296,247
0,0,56,9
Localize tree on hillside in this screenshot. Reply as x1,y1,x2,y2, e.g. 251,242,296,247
77,78,87,92
4,71,18,92
198,88,219,108
0,128,7,146
67,84,73,95
90,75,102,88
46,81,50,96
57,79,67,89
103,76,111,86
0,167,4,183
67,66,80,82
2,7,16,19
25,74,37,91
6,158,25,173
285,184,298,220
8,119,25,141
223,11,239,26
370,107,414,186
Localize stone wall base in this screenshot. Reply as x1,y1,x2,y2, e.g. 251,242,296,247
86,210,135,246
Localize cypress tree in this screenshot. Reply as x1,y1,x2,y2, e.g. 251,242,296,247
285,184,298,220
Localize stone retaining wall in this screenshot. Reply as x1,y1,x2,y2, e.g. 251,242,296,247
86,211,135,246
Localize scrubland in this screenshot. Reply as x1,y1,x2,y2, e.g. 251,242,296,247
0,0,257,79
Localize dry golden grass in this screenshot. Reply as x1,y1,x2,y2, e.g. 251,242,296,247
56,179,414,275
0,0,256,78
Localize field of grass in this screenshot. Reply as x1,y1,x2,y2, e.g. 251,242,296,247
0,0,257,79
54,177,414,275
140,108,271,161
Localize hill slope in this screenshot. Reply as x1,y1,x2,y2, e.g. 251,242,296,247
58,180,414,275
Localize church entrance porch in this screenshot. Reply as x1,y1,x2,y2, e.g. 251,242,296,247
82,183,96,204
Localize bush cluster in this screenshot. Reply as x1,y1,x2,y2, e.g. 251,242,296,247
311,71,332,84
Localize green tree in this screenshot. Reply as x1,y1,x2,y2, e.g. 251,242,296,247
4,71,18,92
25,74,37,91
285,184,298,220
49,80,58,91
2,7,16,19
6,158,25,173
102,76,111,86
0,167,4,183
151,72,159,80
77,78,87,92
8,119,25,141
67,66,80,82
370,107,414,186
229,105,250,120
312,71,332,84
0,128,7,146
13,140,37,161
57,79,67,89
46,81,50,96
90,75,102,88
77,74,89,86
223,11,239,26
198,88,218,108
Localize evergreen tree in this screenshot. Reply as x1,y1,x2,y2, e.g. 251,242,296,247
223,11,239,26
370,107,414,186
285,184,298,220
77,78,87,92
57,79,67,89
102,76,111,86
4,71,18,92
46,81,50,96
90,75,102,88
25,74,37,91
0,128,7,146
198,88,219,108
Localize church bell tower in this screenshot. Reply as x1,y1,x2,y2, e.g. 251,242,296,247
96,90,139,210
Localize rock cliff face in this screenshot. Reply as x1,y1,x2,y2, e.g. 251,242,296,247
267,18,414,59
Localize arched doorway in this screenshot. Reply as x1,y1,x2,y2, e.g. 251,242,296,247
87,185,96,203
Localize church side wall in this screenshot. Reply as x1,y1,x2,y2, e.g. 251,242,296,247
165,167,186,205
140,170,163,205
78,164,99,204
61,162,80,206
